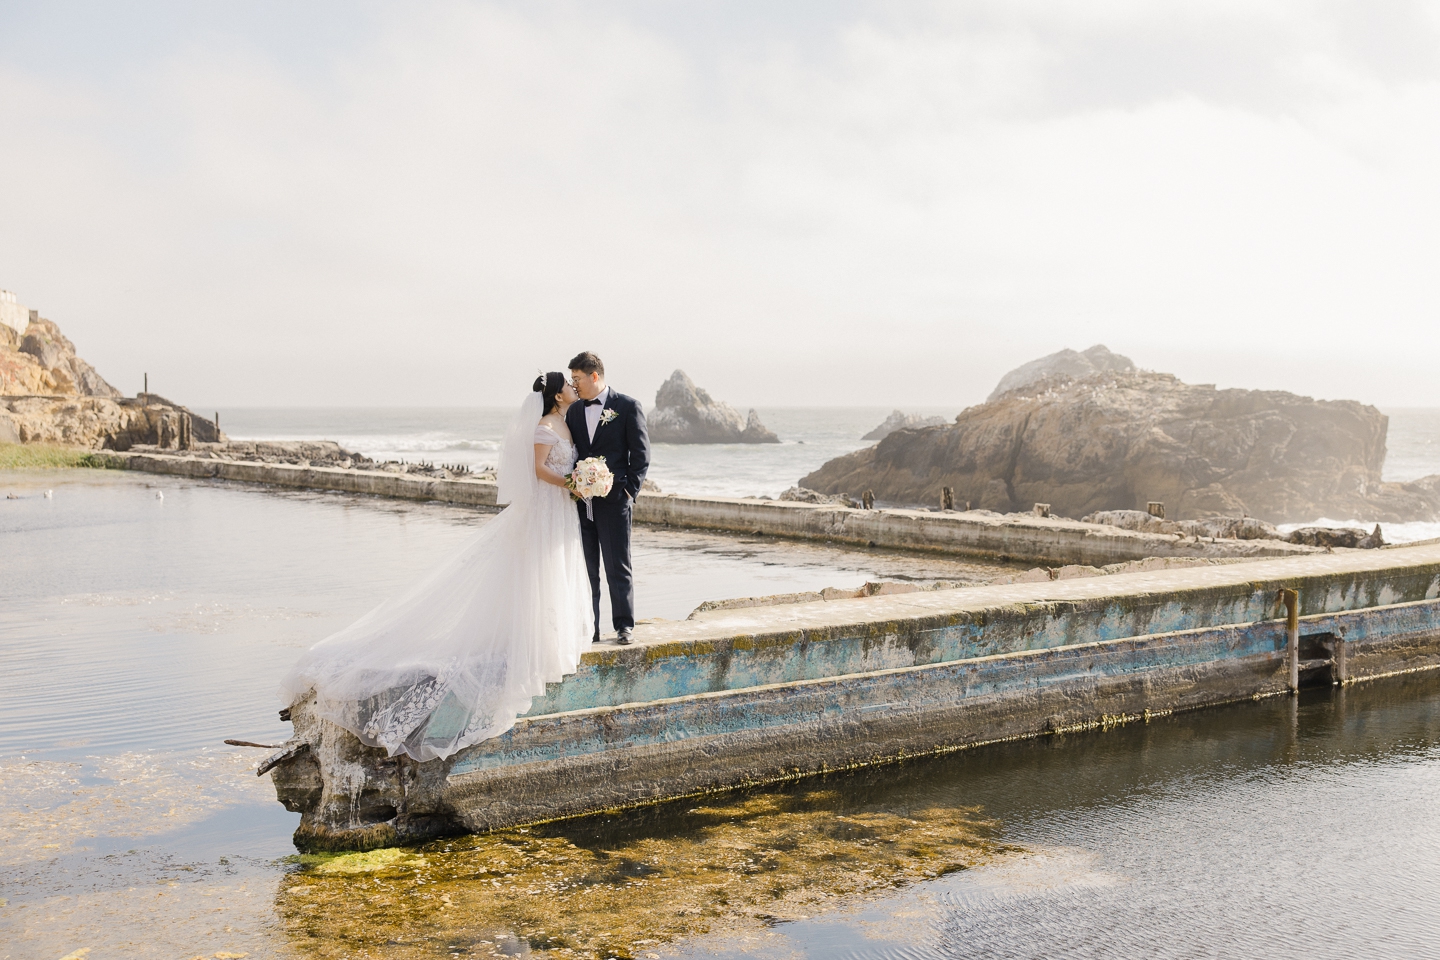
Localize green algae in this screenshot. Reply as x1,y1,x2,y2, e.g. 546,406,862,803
303,847,422,874
0,443,115,470
277,783,1002,959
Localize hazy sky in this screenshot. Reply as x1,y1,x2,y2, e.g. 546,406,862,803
3,1,1439,408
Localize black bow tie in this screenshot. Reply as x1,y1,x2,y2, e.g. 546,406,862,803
584,399,604,406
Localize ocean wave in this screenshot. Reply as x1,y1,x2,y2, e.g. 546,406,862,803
337,437,501,454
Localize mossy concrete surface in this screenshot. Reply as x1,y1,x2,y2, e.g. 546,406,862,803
269,543,1440,851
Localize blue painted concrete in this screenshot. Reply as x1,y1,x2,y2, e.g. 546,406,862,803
519,558,1440,719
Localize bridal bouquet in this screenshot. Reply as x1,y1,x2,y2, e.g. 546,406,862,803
567,457,614,502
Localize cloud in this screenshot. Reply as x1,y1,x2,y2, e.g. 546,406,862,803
1,1,1439,407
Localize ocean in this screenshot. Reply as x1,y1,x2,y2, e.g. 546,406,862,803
218,404,1440,542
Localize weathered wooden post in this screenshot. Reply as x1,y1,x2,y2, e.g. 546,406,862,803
1334,626,1348,684
1147,501,1166,519
143,372,148,405
862,489,874,510
940,486,954,511
1280,588,1300,692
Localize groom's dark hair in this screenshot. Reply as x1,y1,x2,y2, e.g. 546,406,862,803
568,352,604,377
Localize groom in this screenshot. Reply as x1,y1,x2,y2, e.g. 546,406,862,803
566,351,650,645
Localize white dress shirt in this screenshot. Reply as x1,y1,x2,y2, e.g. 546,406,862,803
584,387,610,442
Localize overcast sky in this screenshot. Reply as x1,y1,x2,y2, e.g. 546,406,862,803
2,1,1439,408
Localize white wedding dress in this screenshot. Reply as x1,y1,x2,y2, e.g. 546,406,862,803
279,392,594,761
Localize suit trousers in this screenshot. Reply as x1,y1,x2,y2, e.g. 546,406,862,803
578,493,635,638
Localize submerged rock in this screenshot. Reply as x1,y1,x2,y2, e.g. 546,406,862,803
862,410,949,441
650,370,779,444
802,365,1440,524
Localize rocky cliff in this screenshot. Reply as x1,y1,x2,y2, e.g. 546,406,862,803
862,410,949,441
649,370,779,444
1,315,122,399
0,300,222,450
987,344,1134,402
801,369,1440,524
1,394,223,449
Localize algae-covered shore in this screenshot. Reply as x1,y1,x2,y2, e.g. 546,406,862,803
0,441,112,470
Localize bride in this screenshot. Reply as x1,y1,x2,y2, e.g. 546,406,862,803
279,372,594,762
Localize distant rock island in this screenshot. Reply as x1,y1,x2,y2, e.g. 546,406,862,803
862,410,948,441
649,370,779,444
1,288,223,449
801,347,1440,524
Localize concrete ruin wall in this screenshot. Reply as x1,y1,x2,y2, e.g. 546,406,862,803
267,543,1440,850
0,290,29,336
113,451,1320,567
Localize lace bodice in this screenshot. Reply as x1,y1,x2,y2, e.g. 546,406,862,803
536,425,577,474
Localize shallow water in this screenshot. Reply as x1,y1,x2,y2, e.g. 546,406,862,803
7,468,1440,958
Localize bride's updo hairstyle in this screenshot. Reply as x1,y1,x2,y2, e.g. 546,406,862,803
532,371,566,414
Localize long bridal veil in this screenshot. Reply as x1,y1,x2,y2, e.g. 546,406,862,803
279,390,594,761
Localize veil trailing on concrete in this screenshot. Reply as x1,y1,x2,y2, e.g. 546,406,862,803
279,389,593,762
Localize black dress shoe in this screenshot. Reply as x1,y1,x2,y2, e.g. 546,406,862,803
616,630,634,645
592,635,601,644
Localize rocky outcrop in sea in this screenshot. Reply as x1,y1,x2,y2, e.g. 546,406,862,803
861,410,948,441
987,344,1135,402
649,370,779,444
800,359,1440,524
1,292,223,450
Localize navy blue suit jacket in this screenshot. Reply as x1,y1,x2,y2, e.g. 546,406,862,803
565,390,650,502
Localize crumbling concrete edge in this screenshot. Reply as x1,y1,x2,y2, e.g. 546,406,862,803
267,598,1440,850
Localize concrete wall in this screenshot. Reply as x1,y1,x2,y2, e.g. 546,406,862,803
515,544,1440,716
114,451,1319,567
269,543,1440,851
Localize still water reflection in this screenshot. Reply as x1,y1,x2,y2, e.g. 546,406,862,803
5,469,1440,958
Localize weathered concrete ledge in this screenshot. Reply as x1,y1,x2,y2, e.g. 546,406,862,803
267,543,1440,851
108,451,1319,567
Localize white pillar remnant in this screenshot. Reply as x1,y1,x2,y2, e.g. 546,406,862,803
0,290,29,336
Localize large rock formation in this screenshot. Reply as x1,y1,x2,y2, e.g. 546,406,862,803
801,367,1440,524
862,410,949,441
0,293,222,450
1,311,122,399
1,394,224,449
987,344,1135,402
649,370,779,444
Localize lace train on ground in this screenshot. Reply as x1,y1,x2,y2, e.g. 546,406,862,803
279,401,592,761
